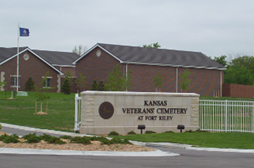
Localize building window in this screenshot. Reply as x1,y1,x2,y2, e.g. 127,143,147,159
11,77,20,87
43,78,51,88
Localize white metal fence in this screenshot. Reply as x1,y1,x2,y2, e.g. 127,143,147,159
74,94,82,132
199,100,254,132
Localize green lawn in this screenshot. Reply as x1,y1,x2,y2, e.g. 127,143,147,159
114,131,254,149
0,91,76,132
200,96,254,101
1,91,254,149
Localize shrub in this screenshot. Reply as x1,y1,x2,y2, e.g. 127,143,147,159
61,78,71,94
40,134,53,142
0,124,1,130
164,131,174,133
26,135,41,143
91,80,98,90
0,134,8,141
59,135,72,139
122,139,132,145
108,131,119,136
47,137,66,144
11,134,19,139
110,138,132,145
89,136,107,141
145,130,156,134
110,137,122,144
25,77,35,91
127,131,136,135
99,138,111,145
3,135,19,143
70,137,91,145
23,133,37,140
98,81,105,91
23,133,41,143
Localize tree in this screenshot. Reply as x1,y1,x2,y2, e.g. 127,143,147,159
25,77,35,91
224,64,253,85
61,78,71,94
72,45,87,56
143,42,161,49
75,73,86,92
34,72,52,113
98,81,105,91
64,71,73,87
91,80,98,90
213,55,227,67
224,55,254,85
0,67,7,90
230,56,254,75
91,80,105,91
179,69,191,92
154,72,163,92
105,64,132,91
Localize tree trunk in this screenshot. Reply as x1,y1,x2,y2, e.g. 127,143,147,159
40,101,43,112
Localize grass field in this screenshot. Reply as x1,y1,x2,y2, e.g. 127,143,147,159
200,96,254,101
1,91,254,149
0,91,76,132
114,131,254,149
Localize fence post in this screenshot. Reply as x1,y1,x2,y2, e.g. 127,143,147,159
74,93,79,133
225,100,228,132
253,102,254,132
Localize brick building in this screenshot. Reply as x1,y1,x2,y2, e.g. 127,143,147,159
1,43,226,96
74,43,226,96
0,47,79,92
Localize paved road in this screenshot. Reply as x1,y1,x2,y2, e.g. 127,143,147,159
1,123,254,168
0,148,253,168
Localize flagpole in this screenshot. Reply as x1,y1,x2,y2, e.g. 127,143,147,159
17,23,19,92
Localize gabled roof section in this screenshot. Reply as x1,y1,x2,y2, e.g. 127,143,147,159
0,47,27,64
32,49,80,66
73,43,123,64
74,43,226,70
0,47,80,75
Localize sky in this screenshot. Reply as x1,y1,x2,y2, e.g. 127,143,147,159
1,0,254,57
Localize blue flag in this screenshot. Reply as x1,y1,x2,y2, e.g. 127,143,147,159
19,27,30,36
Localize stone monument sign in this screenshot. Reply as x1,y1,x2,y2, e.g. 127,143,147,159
80,91,199,135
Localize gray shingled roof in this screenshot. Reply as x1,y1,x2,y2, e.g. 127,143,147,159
0,47,27,63
0,47,80,66
96,43,225,70
32,49,80,66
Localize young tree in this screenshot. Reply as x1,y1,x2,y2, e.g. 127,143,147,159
105,64,132,91
61,78,71,94
0,80,5,90
25,77,35,91
0,67,7,90
75,73,86,92
179,69,191,92
154,72,163,92
34,72,52,113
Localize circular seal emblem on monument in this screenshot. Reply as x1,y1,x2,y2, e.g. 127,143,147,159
99,101,114,119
